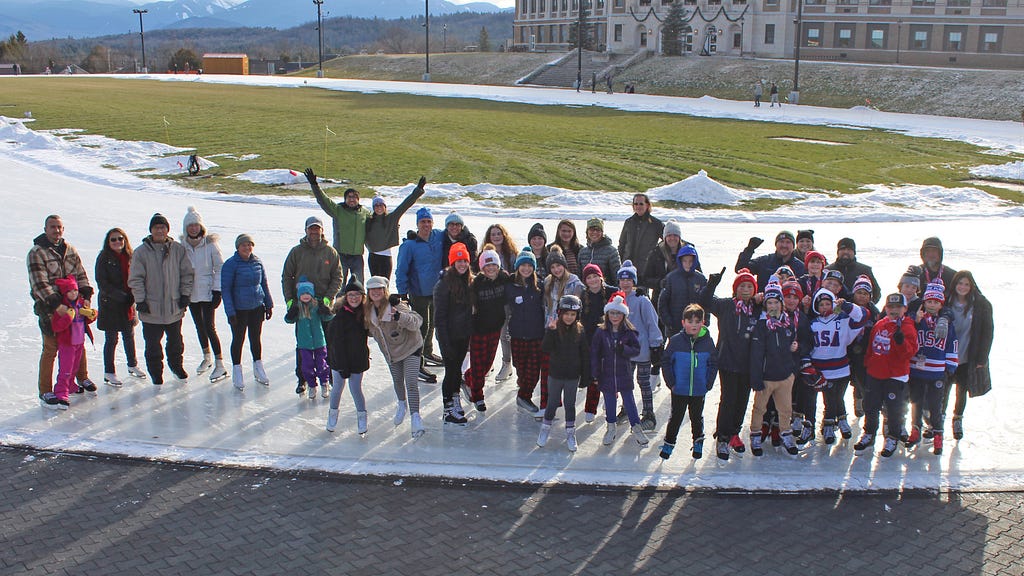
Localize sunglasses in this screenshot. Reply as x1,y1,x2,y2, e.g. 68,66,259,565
109,236,124,242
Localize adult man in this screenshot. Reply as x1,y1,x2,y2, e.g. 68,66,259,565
306,168,370,283
128,213,195,385
618,193,663,288
828,237,881,304
441,211,479,272
28,214,96,407
396,207,444,380
282,216,342,393
734,230,807,291
915,237,956,289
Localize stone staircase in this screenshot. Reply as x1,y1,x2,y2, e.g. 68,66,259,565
517,49,638,89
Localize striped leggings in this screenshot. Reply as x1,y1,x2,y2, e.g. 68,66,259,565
632,360,654,414
388,354,421,414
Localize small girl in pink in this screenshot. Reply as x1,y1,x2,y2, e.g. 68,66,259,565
51,275,97,409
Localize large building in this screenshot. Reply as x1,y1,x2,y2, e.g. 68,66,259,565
513,0,1023,68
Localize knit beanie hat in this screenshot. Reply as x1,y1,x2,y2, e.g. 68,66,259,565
372,196,386,208
55,274,78,295
924,280,946,303
797,229,814,242
920,237,943,260
804,250,827,268
837,237,857,253
365,276,389,291
296,277,315,299
764,281,783,303
617,260,638,284
663,220,682,239
235,233,255,249
775,265,795,279
514,246,537,270
479,249,501,269
604,292,630,316
182,206,205,236
149,213,170,231
444,212,464,227
782,280,803,299
676,244,701,272
813,288,835,311
822,269,845,286
853,274,873,295
546,244,568,271
416,206,433,222
581,263,603,282
900,265,922,290
775,230,796,245
448,242,470,264
586,217,604,232
528,222,547,244
343,274,365,295
733,268,756,294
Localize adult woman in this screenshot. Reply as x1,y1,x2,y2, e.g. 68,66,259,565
221,233,274,389
484,223,518,381
434,242,475,425
95,228,145,386
547,219,581,276
643,220,689,307
542,245,583,325
578,218,621,282
181,207,226,382
945,270,994,440
364,177,426,279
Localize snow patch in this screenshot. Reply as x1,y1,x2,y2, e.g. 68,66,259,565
233,168,306,185
971,160,1024,182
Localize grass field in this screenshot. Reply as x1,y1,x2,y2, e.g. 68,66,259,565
1,77,1015,204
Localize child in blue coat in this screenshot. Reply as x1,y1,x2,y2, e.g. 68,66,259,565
285,277,334,399
660,304,717,460
590,292,647,447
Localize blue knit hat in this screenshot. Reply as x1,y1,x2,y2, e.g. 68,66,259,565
297,276,315,299
617,260,638,283
764,281,783,303
416,206,433,222
444,211,464,226
514,246,537,270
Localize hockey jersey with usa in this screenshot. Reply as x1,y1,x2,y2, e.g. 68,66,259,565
806,302,867,379
910,314,959,379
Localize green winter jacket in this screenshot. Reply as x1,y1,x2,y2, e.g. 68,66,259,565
311,182,370,256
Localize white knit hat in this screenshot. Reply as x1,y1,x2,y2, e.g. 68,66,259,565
478,249,501,269
182,206,205,235
603,293,630,316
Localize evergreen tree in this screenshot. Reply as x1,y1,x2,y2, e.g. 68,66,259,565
661,1,687,56
478,26,491,52
168,48,201,72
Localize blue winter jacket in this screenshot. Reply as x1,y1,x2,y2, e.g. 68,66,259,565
220,252,273,318
506,278,545,341
663,326,717,396
395,229,444,297
749,314,800,391
590,326,641,394
658,267,707,337
735,249,807,291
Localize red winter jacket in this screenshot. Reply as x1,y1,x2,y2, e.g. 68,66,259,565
864,316,918,381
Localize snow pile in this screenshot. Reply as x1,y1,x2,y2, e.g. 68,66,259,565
647,169,807,205
971,160,1024,181
233,168,307,185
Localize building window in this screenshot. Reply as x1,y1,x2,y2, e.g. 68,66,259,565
911,0,935,5
835,26,854,48
614,24,622,41
765,0,778,5
944,26,966,51
910,27,930,50
947,0,970,5
614,0,623,6
639,0,651,5
982,0,1007,6
979,28,1002,51
562,0,569,9
868,26,886,48
868,0,891,5
764,23,775,44
596,0,605,7
805,0,824,5
805,25,822,47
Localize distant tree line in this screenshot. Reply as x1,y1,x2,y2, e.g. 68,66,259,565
0,12,511,74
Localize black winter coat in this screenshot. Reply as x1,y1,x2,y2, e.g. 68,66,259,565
699,274,761,374
828,258,881,304
434,270,474,349
471,270,509,334
327,305,370,377
542,325,591,382
442,227,480,272
581,284,617,342
95,249,134,332
735,248,807,291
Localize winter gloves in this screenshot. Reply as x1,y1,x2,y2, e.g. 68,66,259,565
79,307,97,321
178,295,190,310
746,237,764,251
136,301,150,314
211,291,222,309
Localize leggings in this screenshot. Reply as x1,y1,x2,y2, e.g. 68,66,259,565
188,301,221,356
441,338,469,402
329,370,366,412
368,253,392,280
229,307,265,365
603,385,639,426
942,363,971,418
543,376,579,424
632,361,653,414
664,394,705,444
103,327,138,373
389,353,422,414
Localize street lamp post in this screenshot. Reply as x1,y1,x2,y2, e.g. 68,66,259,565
443,23,447,53
313,0,324,78
576,0,586,91
423,0,431,81
132,9,148,73
896,18,902,64
791,0,803,104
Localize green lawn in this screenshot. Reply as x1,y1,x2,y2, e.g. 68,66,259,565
2,78,1015,204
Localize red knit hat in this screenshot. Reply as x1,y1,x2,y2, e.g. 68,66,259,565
582,263,603,281
55,274,78,295
733,268,756,294
448,242,470,264
782,280,803,299
804,250,827,269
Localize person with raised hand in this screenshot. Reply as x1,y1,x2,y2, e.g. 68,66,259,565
364,176,427,279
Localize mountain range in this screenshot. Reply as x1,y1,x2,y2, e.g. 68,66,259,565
1,0,508,40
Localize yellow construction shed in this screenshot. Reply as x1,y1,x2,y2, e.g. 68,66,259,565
202,53,249,75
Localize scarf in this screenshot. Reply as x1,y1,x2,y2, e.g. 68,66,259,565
734,298,753,317
766,311,791,331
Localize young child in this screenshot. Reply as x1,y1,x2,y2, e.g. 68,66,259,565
539,295,590,452
590,293,647,446
748,281,801,456
50,275,97,409
781,280,815,441
580,263,617,423
617,260,663,431
907,280,958,454
365,276,425,438
700,267,761,460
660,304,717,460
462,247,510,412
798,251,827,313
285,277,334,399
847,274,880,420
821,269,848,300
326,276,370,434
802,288,866,445
657,244,706,339
542,245,583,325
774,265,795,285
506,246,549,418
859,293,919,457
899,267,923,315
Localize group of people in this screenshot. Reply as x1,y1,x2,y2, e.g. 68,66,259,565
28,176,995,461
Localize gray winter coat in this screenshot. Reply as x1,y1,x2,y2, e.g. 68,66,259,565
128,236,194,325
578,235,621,282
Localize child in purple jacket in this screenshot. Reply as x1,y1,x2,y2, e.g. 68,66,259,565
590,292,647,447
